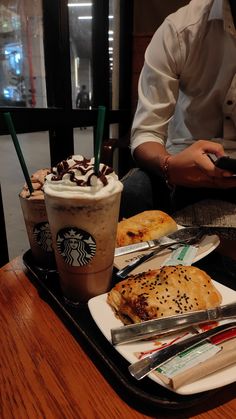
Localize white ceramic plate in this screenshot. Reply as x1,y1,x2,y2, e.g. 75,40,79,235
114,234,220,273
88,279,236,395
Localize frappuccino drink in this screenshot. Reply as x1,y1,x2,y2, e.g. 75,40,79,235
19,169,55,269
44,155,123,303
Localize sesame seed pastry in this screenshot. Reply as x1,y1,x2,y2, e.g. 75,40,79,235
107,265,222,324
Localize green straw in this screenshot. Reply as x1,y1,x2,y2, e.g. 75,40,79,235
94,105,106,175
4,112,34,195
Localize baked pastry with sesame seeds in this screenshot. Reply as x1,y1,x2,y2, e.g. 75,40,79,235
116,210,177,247
107,265,222,324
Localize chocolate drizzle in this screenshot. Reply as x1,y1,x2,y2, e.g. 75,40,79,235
51,156,113,187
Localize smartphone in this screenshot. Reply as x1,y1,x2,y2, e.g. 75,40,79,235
208,154,236,174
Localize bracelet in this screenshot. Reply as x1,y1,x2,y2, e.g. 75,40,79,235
161,155,174,189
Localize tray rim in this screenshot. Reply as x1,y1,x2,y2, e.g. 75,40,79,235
22,249,221,413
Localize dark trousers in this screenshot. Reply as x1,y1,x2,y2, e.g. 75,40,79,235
119,168,236,220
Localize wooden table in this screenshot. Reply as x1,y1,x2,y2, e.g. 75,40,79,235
1,257,236,419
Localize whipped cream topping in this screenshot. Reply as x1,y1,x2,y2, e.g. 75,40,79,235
20,168,50,199
43,155,123,198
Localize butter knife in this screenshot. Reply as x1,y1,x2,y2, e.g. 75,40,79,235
111,302,236,345
114,226,205,257
116,231,203,279
129,321,236,380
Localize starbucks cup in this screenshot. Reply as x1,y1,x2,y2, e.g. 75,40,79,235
19,169,55,269
44,155,123,304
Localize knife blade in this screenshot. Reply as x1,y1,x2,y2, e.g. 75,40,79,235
114,226,205,257
111,301,236,345
128,321,236,380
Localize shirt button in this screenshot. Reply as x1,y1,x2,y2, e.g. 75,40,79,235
227,100,233,105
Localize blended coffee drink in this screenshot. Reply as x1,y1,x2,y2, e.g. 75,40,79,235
19,169,55,269
44,155,123,303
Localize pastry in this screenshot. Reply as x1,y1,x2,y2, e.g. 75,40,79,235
116,210,177,247
107,265,222,324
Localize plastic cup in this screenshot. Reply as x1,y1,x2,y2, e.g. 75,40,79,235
44,189,122,303
19,169,55,270
43,155,123,303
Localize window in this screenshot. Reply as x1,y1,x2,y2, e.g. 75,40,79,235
0,0,46,107
0,0,133,165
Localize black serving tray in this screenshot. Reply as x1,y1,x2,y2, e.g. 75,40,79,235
22,249,233,415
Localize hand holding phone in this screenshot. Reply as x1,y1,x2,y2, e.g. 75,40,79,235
208,154,236,174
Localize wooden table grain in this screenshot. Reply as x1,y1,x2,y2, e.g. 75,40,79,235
1,257,236,419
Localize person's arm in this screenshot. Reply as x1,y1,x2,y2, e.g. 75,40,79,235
132,17,236,189
133,142,168,175
134,140,236,189
131,20,181,154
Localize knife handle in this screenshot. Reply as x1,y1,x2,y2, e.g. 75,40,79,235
115,241,151,257
111,307,219,345
128,322,236,380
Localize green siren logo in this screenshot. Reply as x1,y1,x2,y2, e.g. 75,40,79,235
56,227,96,266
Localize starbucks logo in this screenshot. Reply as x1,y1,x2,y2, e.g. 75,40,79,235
56,227,96,266
33,222,53,252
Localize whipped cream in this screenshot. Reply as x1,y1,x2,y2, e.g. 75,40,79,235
43,155,123,199
20,168,50,199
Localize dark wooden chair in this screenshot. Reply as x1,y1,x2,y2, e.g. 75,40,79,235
101,134,134,179
0,184,9,267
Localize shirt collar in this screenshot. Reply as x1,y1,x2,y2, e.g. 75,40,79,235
208,0,236,36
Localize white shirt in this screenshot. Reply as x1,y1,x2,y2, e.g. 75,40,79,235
131,0,236,157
